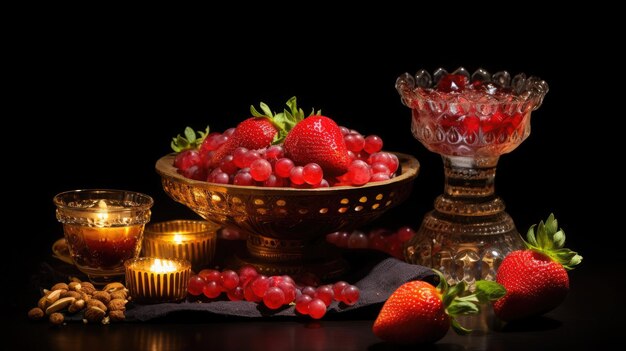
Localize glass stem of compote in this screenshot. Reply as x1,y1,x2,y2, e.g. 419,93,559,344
405,155,525,285
441,156,498,199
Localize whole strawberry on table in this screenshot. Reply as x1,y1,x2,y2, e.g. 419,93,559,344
171,97,398,187
373,272,505,344
493,214,582,321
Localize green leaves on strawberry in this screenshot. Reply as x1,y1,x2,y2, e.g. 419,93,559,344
494,214,582,321
209,97,318,167
250,96,320,145
525,214,582,270
171,126,209,152
372,272,505,344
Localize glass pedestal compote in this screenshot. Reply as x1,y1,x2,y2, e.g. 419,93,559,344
396,68,548,284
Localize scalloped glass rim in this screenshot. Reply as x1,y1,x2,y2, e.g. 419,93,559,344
53,189,154,212
396,67,549,110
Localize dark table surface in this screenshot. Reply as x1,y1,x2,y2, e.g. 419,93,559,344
8,249,620,351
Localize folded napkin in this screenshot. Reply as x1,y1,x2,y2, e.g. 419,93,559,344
34,256,434,322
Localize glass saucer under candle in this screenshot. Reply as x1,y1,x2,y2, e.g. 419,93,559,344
142,220,218,270
125,257,191,303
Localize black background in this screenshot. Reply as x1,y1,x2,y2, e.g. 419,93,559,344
6,15,621,351
17,31,610,276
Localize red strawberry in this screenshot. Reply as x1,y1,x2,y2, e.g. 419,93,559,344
373,274,505,344
283,116,351,176
493,214,582,321
209,97,309,167
209,117,278,167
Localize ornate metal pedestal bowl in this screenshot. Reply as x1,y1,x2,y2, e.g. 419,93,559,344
156,153,419,279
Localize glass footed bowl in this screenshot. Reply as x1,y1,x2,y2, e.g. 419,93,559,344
155,152,419,279
396,67,548,284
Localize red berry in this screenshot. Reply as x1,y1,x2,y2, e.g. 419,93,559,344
289,166,305,185
251,275,270,298
174,150,202,171
314,285,334,306
274,158,295,178
348,231,369,249
250,159,272,181
198,269,221,283
202,281,222,299
344,133,365,152
220,270,240,290
307,298,327,319
295,295,313,315
363,135,383,154
263,286,286,310
302,163,323,185
347,160,371,186
341,285,360,306
238,265,259,285
227,286,244,301
187,275,207,296
332,281,349,300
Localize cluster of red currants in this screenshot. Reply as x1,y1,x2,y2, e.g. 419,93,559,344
187,265,360,319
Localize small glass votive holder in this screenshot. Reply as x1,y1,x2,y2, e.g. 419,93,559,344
125,257,191,303
54,189,153,285
142,220,218,270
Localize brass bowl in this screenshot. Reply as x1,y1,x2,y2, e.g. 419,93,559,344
156,153,419,279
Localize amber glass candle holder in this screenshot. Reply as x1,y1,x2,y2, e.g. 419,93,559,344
142,220,218,270
125,257,191,303
54,189,153,285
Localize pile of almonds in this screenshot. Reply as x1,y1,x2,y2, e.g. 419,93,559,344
27,278,129,325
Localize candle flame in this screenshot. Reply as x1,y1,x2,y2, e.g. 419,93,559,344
149,259,178,273
96,200,109,224
173,233,183,244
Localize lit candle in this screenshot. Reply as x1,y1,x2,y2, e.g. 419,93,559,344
125,257,191,303
54,189,153,285
142,220,218,270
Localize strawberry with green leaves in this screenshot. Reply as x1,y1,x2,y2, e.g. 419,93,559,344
208,97,316,168
494,214,582,321
373,273,505,344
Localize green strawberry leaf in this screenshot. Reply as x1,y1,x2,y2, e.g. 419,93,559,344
553,230,566,248
524,214,582,269
447,301,479,315
526,225,538,248
545,213,558,234
250,105,264,117
184,127,196,143
474,280,506,303
443,280,466,306
260,102,274,118
170,126,209,152
451,318,472,335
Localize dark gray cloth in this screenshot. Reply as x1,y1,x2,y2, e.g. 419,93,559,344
34,258,434,322
126,258,434,321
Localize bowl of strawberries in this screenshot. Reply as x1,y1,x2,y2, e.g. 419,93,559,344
156,97,419,279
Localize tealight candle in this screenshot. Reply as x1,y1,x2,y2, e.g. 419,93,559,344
142,220,218,270
125,257,191,303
